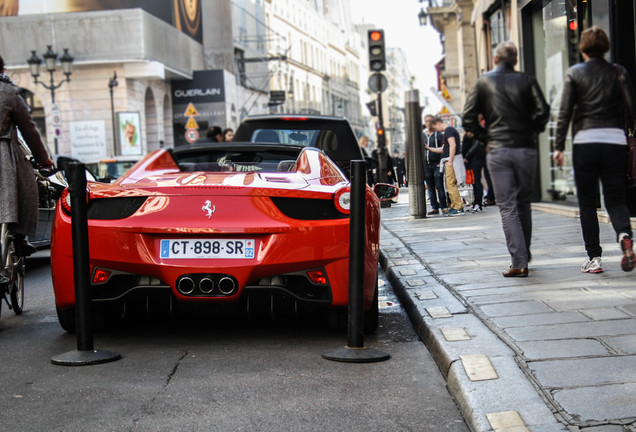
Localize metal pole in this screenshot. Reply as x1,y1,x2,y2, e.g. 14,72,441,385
405,90,427,218
51,163,121,366
347,160,366,348
68,162,93,351
50,70,58,155
376,84,387,183
321,160,390,363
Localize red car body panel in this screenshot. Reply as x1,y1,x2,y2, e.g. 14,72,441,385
51,146,381,314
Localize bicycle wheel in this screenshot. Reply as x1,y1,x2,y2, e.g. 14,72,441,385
9,251,25,315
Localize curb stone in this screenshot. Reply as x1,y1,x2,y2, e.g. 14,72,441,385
380,226,567,432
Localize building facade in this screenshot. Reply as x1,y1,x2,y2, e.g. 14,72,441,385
427,0,636,209
0,0,388,160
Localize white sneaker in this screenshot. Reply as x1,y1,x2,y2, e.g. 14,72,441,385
472,204,482,212
581,257,604,273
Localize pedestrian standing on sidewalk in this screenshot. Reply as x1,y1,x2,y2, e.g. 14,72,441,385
422,115,448,215
425,116,465,216
0,56,54,256
463,41,550,277
554,26,636,274
462,130,486,212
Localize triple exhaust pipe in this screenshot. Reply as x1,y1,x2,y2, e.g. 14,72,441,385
176,274,237,297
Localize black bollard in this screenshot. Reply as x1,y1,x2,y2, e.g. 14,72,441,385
322,161,390,363
405,89,427,218
51,163,121,366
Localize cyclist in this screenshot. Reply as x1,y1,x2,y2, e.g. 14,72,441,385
0,55,54,256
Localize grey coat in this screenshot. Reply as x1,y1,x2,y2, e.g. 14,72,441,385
0,74,50,237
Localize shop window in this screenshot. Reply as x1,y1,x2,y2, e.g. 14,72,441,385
484,1,511,70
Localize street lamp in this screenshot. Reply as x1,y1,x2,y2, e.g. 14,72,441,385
108,71,119,155
418,0,432,26
27,46,74,154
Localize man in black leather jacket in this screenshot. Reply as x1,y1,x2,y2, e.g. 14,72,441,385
463,42,550,278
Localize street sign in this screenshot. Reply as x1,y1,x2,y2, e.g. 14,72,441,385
185,128,199,144
269,90,286,106
368,73,387,93
52,105,62,127
185,117,199,129
184,103,199,117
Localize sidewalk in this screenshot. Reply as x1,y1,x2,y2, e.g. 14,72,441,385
379,192,636,432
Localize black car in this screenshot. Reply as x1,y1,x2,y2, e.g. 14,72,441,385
234,115,366,179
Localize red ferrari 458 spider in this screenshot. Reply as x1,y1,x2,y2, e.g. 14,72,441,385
51,141,394,333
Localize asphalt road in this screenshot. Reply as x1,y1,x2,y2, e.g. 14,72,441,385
0,253,468,432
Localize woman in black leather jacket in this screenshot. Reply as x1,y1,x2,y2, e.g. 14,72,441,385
554,26,636,274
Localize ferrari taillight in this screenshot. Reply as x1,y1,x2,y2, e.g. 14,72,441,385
333,187,351,215
60,188,72,214
59,188,89,215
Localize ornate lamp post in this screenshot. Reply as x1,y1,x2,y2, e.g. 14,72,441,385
108,71,119,154
27,46,74,154
418,0,432,26
418,8,428,26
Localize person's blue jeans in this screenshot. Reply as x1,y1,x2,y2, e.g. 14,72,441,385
425,163,447,210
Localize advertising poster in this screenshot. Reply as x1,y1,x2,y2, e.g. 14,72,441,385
117,112,142,155
171,70,227,147
5,0,202,42
69,120,107,160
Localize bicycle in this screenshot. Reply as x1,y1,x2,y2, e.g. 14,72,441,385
0,223,25,318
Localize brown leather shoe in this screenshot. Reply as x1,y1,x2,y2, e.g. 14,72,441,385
502,267,528,278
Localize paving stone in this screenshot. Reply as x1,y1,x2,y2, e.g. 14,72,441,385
398,268,417,276
478,300,555,318
552,383,636,424
580,308,631,321
515,339,610,360
620,303,636,316
529,355,636,388
491,311,591,329
545,294,636,311
413,290,437,300
506,319,636,341
603,335,636,355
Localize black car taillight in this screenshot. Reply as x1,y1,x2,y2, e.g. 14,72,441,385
270,197,348,220
87,197,148,220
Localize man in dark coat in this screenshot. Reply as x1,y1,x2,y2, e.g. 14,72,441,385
463,42,549,278
0,56,54,256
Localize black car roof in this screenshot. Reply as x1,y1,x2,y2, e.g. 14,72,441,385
171,141,305,157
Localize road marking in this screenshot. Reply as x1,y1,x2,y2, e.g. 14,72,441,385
441,327,471,341
486,411,529,431
426,306,452,318
460,354,498,381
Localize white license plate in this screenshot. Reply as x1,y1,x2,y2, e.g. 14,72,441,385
160,239,255,259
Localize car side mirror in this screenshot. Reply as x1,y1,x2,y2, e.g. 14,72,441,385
373,183,399,201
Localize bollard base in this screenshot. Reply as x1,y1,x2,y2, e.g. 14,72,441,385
322,346,390,363
51,349,122,366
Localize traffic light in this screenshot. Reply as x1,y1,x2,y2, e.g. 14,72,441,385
368,29,386,72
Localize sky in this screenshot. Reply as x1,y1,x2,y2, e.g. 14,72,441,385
349,0,444,112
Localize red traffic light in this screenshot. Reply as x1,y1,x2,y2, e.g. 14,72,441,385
370,31,383,42
568,19,578,31
377,128,384,136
